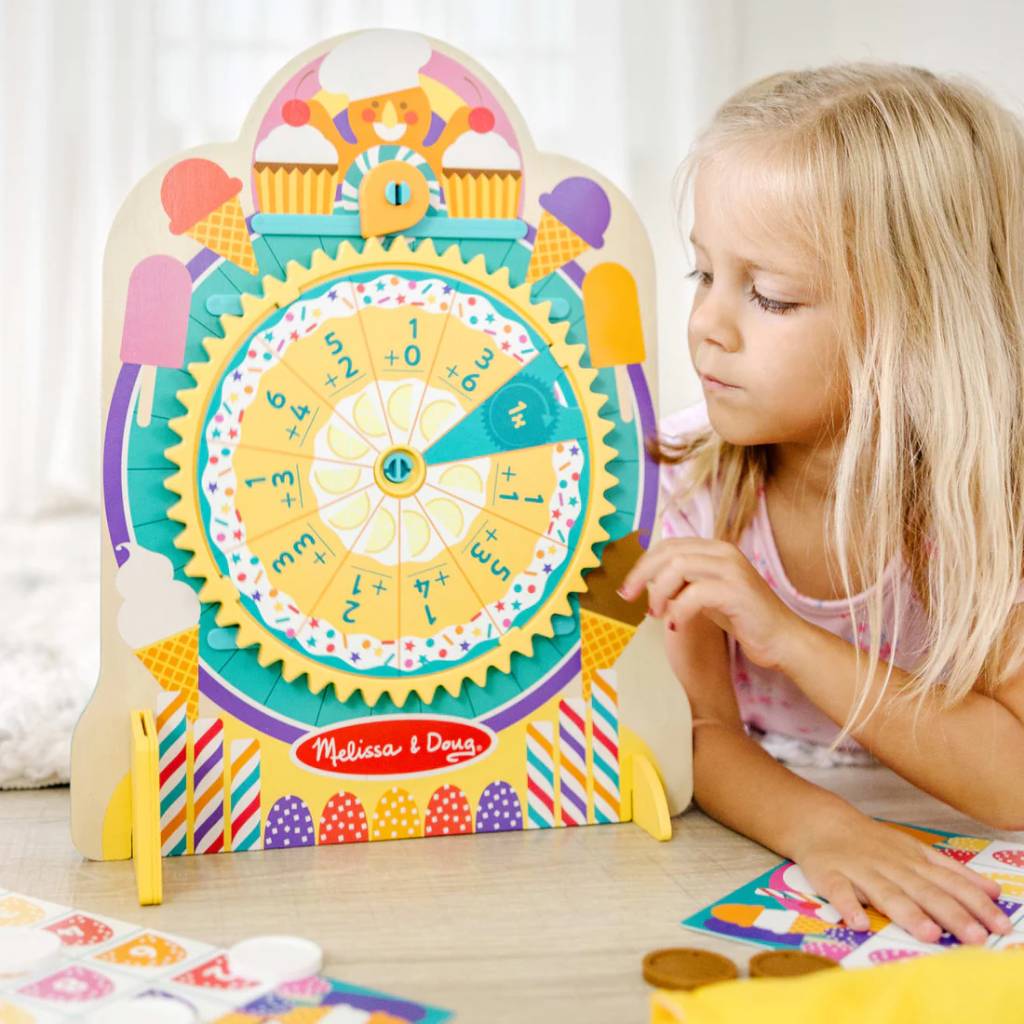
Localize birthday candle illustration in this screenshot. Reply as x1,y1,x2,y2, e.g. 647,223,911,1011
558,698,588,826
191,718,225,854
228,739,262,851
525,721,556,829
156,689,188,856
589,668,621,823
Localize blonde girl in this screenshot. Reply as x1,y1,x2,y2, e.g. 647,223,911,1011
621,63,1024,945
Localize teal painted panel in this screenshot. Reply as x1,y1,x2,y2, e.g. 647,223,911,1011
126,469,176,526
263,235,320,271
150,368,193,422
132,518,189,570
263,671,328,722
456,238,516,273
316,685,374,725
126,417,177,471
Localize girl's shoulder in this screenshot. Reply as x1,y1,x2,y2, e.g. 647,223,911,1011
656,397,716,540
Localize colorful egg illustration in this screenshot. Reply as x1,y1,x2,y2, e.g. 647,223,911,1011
475,781,523,832
424,785,474,837
264,795,317,849
370,787,422,841
318,791,369,844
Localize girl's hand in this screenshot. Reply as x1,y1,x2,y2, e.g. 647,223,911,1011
619,537,808,672
796,810,1013,945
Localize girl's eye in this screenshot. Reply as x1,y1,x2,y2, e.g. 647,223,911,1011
684,269,799,316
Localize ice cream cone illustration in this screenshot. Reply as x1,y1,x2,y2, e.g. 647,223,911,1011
526,176,611,284
117,544,201,721
161,158,259,275
578,533,648,698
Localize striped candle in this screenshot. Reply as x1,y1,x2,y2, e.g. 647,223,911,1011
590,668,621,823
156,690,188,857
558,698,589,827
191,718,225,854
228,739,262,852
525,721,556,829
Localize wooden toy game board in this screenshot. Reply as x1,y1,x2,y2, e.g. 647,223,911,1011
72,28,693,897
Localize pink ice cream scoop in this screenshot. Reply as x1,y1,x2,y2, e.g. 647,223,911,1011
160,158,242,234
120,254,192,428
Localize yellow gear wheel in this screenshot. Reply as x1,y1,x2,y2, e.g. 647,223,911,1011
165,238,617,706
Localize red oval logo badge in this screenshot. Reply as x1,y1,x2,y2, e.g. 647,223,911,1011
290,716,497,779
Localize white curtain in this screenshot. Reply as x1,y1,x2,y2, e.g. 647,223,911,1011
7,0,1023,519
0,0,709,519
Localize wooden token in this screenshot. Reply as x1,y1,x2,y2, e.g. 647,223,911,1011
642,947,738,990
748,949,839,978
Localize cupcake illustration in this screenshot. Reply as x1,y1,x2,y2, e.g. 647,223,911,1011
253,101,340,215
116,544,201,721
440,129,522,219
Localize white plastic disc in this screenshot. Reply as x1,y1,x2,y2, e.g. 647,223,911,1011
227,934,323,984
0,927,62,977
88,995,198,1023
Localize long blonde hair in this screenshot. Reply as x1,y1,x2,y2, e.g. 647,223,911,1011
653,62,1024,743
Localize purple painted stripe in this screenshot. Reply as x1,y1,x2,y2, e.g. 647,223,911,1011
193,806,222,847
193,746,222,790
187,248,219,281
482,648,580,733
559,724,587,764
629,362,658,544
103,366,139,566
200,667,305,744
562,785,587,817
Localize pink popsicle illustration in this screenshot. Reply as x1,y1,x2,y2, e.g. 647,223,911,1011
120,255,192,428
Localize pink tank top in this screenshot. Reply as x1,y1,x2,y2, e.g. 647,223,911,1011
657,399,1024,759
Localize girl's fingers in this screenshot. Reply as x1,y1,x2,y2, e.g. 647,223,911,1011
915,862,1012,936
921,846,1003,900
861,876,942,944
646,554,723,615
664,581,726,630
620,538,726,599
816,873,869,931
895,872,989,944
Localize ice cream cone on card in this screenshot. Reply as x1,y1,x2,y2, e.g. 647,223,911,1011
116,543,201,721
578,533,648,698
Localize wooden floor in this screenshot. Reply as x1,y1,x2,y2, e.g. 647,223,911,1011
1,768,1020,1023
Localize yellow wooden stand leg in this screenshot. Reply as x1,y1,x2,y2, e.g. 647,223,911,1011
629,752,672,842
130,709,163,906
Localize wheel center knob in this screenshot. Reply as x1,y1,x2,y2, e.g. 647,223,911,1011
374,445,425,498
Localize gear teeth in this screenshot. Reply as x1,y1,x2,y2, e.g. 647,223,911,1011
164,240,623,708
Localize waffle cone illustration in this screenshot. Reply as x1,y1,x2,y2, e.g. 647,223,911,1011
133,625,200,721
526,211,590,283
161,158,259,275
184,195,258,275
580,610,638,698
578,532,648,698
526,176,611,284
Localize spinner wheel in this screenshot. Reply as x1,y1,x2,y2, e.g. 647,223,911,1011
166,239,617,707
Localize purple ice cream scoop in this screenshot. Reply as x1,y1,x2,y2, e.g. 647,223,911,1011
539,176,611,249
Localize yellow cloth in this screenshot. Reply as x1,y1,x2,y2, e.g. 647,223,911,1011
651,948,1024,1023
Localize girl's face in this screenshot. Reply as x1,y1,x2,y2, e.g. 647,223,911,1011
687,158,849,449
